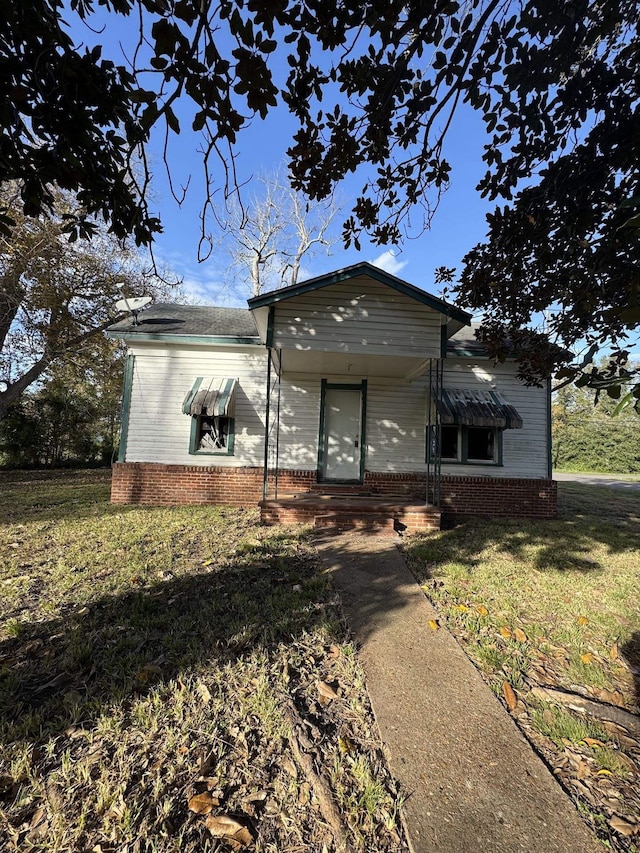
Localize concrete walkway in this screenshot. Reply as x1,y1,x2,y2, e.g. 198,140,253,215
315,532,601,853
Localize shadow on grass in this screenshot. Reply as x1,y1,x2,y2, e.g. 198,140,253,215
0,542,336,743
408,483,640,577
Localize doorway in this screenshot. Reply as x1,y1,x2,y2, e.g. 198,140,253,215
319,381,367,482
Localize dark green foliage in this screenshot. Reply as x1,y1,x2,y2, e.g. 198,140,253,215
2,0,639,394
552,381,640,473
0,348,124,468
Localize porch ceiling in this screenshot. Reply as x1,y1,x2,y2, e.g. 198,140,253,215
278,348,432,379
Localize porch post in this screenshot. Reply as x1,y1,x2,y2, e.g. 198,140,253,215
262,348,272,502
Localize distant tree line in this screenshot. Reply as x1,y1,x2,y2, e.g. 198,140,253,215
552,376,640,473
0,342,124,469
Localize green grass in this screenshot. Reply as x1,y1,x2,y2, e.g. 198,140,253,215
0,470,404,853
404,482,640,850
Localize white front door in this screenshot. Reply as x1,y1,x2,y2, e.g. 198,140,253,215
322,387,363,481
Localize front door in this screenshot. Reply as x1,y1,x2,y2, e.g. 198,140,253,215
321,385,364,481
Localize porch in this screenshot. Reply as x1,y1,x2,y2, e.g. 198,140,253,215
260,483,442,535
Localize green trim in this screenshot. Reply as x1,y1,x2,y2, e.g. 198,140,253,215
189,415,235,456
318,380,367,483
266,306,275,348
105,332,260,346
317,378,327,480
447,345,518,360
440,324,448,359
217,377,236,417
118,354,135,462
182,376,203,415
248,261,472,324
547,377,553,478
359,379,368,482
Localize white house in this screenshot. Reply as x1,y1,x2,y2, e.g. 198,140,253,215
107,263,556,532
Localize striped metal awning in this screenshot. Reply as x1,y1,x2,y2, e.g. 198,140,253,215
437,388,523,429
182,377,238,417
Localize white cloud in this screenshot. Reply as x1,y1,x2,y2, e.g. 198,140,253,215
370,249,408,276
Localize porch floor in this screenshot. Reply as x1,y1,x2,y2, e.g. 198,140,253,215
260,491,441,535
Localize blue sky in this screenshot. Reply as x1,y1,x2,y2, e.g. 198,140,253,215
69,11,495,308
154,103,495,308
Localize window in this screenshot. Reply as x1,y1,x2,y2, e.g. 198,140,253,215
439,426,501,465
183,376,238,456
190,415,235,455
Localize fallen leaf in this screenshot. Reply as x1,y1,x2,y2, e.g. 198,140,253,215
316,680,339,700
428,619,440,631
577,616,589,626
197,681,212,704
513,628,527,643
583,737,606,748
597,769,612,776
580,653,594,665
576,760,591,780
205,814,253,850
609,816,637,837
188,792,219,815
610,644,619,661
499,626,512,639
453,604,469,613
327,644,341,659
502,681,517,712
476,605,488,617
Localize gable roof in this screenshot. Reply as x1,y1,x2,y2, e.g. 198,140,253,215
247,261,472,325
106,304,259,343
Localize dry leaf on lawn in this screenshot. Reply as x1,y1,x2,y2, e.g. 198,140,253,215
188,792,219,814
610,644,619,661
609,816,637,837
577,616,589,626
502,681,517,712
428,619,440,631
476,605,488,616
205,814,253,849
499,627,512,639
580,652,594,665
316,680,339,700
453,604,469,613
196,681,212,704
513,628,527,643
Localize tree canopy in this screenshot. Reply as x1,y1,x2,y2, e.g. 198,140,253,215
2,0,639,395
0,185,177,419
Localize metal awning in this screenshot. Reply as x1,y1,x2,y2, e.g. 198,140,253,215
437,388,523,429
182,377,238,417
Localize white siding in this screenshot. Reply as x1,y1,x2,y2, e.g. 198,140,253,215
122,343,548,480
273,277,443,358
441,359,548,478
276,362,548,479
277,376,322,470
125,344,268,466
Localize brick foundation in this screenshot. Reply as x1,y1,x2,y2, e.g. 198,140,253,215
111,463,557,519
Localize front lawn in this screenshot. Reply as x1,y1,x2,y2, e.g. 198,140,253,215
404,482,640,852
0,470,406,852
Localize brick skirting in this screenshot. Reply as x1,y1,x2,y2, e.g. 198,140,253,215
111,463,557,519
